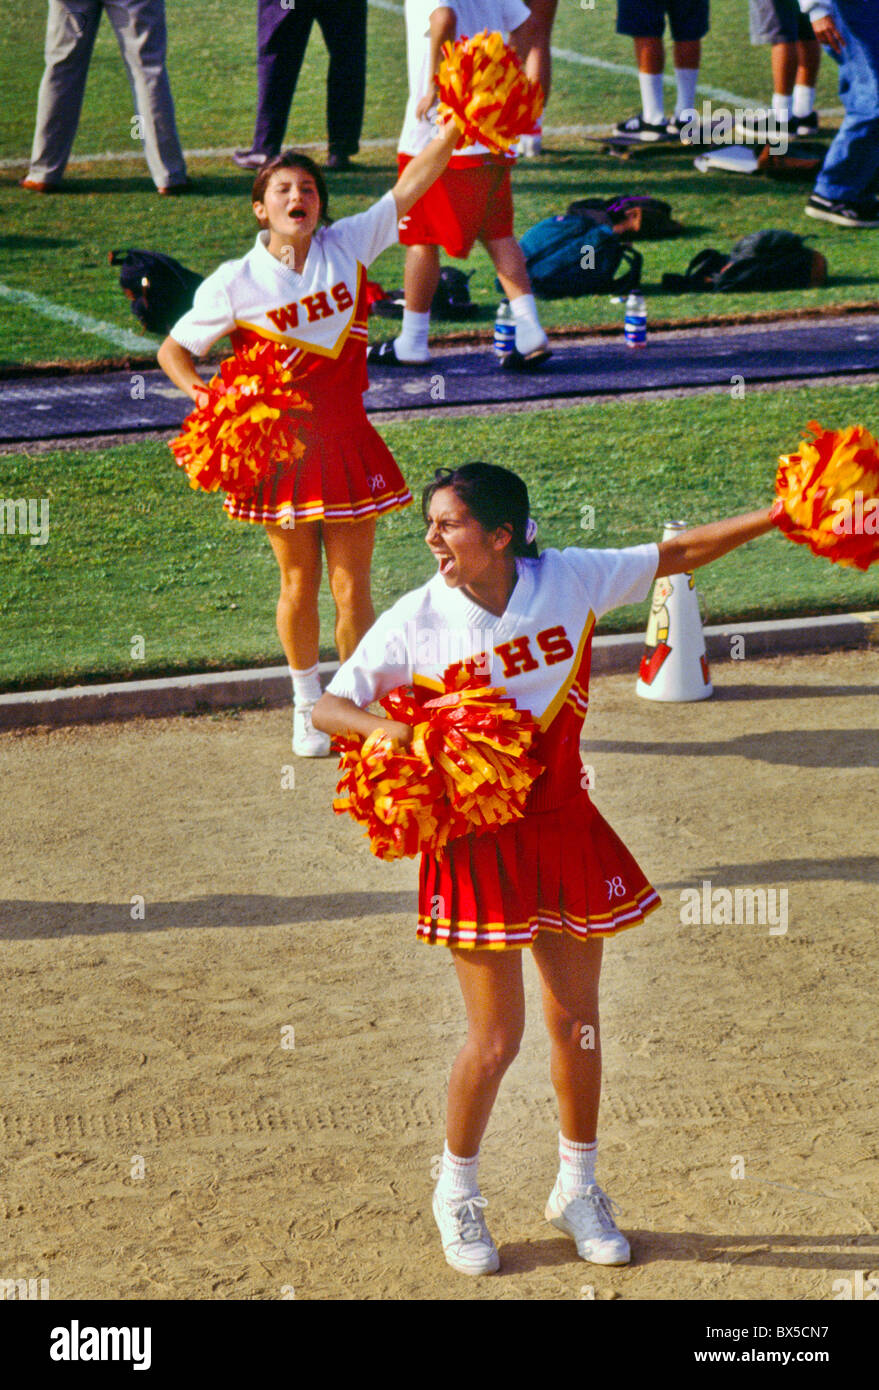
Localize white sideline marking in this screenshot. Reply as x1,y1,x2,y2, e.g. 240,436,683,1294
0,127,635,170
0,281,157,352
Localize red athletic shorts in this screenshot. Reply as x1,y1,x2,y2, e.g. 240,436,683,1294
396,154,515,257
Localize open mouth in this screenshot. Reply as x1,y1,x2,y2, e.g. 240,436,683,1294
288,209,306,220
436,554,454,576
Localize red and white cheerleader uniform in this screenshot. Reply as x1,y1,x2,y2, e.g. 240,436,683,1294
397,0,530,257
326,543,664,948
169,192,412,526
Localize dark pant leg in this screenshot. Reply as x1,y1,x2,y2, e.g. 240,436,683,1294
315,0,366,156
252,0,315,154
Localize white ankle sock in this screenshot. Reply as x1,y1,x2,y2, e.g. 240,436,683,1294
436,1143,480,1199
792,84,815,118
674,68,698,119
772,92,792,120
509,293,546,356
290,664,321,707
558,1133,597,1194
394,309,431,362
638,73,665,125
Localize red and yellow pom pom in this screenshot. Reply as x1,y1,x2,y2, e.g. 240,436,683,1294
169,339,311,498
333,666,543,861
435,30,544,155
771,420,879,571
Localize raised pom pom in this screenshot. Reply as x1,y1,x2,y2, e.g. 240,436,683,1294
333,665,543,861
169,339,311,498
435,30,544,155
771,421,879,571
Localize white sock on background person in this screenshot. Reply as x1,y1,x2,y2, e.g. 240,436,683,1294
510,293,546,356
290,664,322,707
674,68,698,119
394,309,431,362
638,72,665,124
772,91,792,120
792,84,815,118
558,1133,598,1195
435,1142,481,1199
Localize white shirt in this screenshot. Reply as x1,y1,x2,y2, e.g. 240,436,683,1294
327,544,660,723
398,0,531,159
169,192,399,357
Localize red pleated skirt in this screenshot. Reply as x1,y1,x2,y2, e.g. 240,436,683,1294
223,410,412,526
417,791,661,950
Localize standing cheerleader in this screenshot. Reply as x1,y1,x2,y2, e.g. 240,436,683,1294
157,123,459,756
312,462,777,1274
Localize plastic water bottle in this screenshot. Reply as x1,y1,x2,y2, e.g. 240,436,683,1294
624,291,647,348
494,300,515,359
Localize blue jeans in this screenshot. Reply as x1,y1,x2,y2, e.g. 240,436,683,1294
814,0,879,203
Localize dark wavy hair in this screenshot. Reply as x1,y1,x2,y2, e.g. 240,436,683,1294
251,151,331,225
421,463,539,559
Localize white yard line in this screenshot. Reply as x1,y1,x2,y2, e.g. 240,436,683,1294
0,282,156,352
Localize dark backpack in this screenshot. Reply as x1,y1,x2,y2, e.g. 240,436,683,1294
369,265,477,320
661,229,827,293
109,248,203,334
568,195,683,240
519,215,642,299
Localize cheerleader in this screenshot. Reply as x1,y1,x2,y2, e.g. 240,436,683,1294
157,122,459,756
312,462,776,1274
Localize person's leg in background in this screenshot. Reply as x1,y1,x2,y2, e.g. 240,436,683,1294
807,0,879,225
105,0,188,192
236,0,314,166
23,0,103,189
315,0,367,168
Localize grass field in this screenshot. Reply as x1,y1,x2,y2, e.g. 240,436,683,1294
1,0,875,368
2,380,878,690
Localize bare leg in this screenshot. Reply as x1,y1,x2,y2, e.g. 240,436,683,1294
264,520,322,668
322,516,377,661
634,35,664,75
445,948,526,1156
672,39,700,71
770,40,797,96
531,931,604,1142
403,243,441,314
796,37,821,88
483,234,532,303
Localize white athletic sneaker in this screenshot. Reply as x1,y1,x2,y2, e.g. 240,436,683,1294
432,1189,500,1275
292,703,331,757
545,1180,631,1265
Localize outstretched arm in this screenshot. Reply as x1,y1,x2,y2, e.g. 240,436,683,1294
391,121,460,220
655,507,777,577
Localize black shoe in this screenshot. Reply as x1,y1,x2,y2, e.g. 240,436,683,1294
157,178,194,195
233,148,272,170
498,345,552,372
805,194,879,228
793,111,819,136
326,152,353,171
613,113,672,142
365,339,430,366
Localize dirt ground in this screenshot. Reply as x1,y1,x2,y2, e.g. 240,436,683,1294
1,648,877,1303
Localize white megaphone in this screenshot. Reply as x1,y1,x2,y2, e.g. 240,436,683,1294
636,521,713,701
